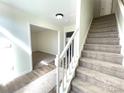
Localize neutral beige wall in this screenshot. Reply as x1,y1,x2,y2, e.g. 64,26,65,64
60,30,64,53
0,3,63,77
94,0,118,17
37,31,58,55
79,0,94,51
64,25,76,32
112,0,118,13
0,3,33,76
94,0,101,17
31,32,38,51
31,30,58,55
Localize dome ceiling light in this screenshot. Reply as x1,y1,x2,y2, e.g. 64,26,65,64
56,13,64,19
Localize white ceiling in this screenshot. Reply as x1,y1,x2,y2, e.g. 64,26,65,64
30,24,56,33
0,0,77,27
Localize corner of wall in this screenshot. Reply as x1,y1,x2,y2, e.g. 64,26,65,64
115,1,124,65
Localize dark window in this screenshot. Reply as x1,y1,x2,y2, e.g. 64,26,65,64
66,31,74,37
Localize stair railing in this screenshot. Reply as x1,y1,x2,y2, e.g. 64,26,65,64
118,0,124,11
55,28,80,93
121,0,124,5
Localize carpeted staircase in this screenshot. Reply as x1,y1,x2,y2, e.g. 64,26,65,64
70,14,124,93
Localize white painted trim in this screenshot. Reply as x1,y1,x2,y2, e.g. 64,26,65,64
59,28,79,59
118,0,124,16
116,13,124,66
79,17,93,55
58,31,61,54
115,0,124,65
64,31,74,47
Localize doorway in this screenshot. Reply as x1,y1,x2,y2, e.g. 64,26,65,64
94,0,113,17
30,25,57,70
65,31,74,63
100,0,113,16
65,31,74,45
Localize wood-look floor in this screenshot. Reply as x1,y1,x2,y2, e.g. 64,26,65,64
0,51,56,93
32,51,55,69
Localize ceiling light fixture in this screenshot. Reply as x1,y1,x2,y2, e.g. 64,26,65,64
56,13,64,19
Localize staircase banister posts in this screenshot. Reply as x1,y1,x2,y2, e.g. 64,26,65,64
121,0,124,5
55,28,79,93
59,28,79,60
55,54,60,93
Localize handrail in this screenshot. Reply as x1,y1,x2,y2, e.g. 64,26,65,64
121,0,124,5
59,28,79,59
118,0,124,16
55,28,80,93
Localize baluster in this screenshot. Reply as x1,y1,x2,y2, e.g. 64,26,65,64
55,55,59,93
71,42,73,68
68,46,72,75
61,58,64,91
72,39,74,57
64,52,68,90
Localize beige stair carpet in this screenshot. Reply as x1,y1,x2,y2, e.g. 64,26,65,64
70,14,124,93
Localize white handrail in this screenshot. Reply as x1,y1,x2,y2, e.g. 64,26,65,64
59,28,79,59
121,0,124,5
118,0,124,16
55,28,80,93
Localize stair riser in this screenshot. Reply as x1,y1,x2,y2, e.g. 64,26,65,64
93,20,116,25
91,25,116,29
82,51,123,64
94,15,115,19
90,27,117,33
69,91,76,93
71,87,84,93
93,18,115,23
91,22,116,27
88,33,118,38
89,31,118,35
0,86,8,93
86,38,120,45
76,72,124,93
92,21,116,26
84,45,121,53
79,61,124,79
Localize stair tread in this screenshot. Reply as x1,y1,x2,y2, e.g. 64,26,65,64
69,91,75,93
79,57,124,79
90,27,117,32
82,50,123,64
86,37,120,45
91,25,117,29
93,14,115,19
80,57,124,71
90,26,117,30
83,50,122,56
85,44,121,47
84,44,121,53
89,32,118,35
91,23,116,26
87,37,120,39
88,35,118,38
90,30,118,33
92,20,116,24
70,14,123,93
77,67,124,90
72,78,110,93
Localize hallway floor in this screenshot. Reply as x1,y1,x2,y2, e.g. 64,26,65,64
0,51,56,93
32,51,55,69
